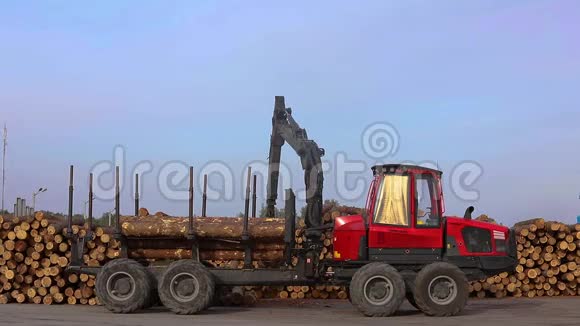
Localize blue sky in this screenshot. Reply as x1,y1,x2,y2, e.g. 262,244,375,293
1,1,579,225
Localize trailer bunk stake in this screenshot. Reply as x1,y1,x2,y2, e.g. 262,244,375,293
242,167,253,269
251,174,257,218
202,174,208,217
134,173,139,216
67,166,74,238
284,189,296,266
86,173,94,240
188,166,199,261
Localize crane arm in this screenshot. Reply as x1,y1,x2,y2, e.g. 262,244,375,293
266,96,325,231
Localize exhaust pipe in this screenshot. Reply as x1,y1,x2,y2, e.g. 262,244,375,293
463,206,475,220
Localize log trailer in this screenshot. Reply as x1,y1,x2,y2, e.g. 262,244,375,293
66,96,517,317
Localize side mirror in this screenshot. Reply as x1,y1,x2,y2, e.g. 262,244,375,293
464,206,475,220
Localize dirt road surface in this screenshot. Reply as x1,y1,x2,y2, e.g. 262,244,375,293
0,298,578,326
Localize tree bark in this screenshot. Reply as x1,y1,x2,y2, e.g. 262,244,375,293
126,238,285,251
120,216,285,240
128,248,284,261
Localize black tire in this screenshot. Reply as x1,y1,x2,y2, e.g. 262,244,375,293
95,259,153,313
349,263,405,317
102,258,159,308
404,278,420,310
413,262,469,317
400,270,420,311
346,287,351,303
406,292,420,310
158,260,215,315
144,268,159,308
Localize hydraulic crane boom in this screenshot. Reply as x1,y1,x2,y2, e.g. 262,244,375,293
266,96,325,233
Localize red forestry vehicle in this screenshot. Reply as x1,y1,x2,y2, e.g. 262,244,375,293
66,96,516,317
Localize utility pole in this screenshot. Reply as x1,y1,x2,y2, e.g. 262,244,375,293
109,209,116,227
1,124,6,212
32,187,47,212
83,200,89,219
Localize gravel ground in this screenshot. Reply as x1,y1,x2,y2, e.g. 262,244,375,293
0,298,578,326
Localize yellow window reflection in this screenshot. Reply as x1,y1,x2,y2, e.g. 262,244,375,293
373,175,409,226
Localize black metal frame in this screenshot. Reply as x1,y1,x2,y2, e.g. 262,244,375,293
202,174,208,217
135,173,140,216
187,167,199,261
242,167,253,268
251,175,257,218
65,164,316,285
67,166,81,267
86,173,94,241
284,189,296,266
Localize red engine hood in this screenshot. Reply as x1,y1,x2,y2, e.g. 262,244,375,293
445,216,510,233
334,214,366,232
332,214,366,261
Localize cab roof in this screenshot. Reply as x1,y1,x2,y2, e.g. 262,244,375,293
371,164,443,176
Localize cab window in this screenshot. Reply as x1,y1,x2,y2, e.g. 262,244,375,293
415,173,440,228
373,175,410,226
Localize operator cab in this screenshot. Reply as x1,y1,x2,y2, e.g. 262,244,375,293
369,164,444,223
332,164,447,262
366,164,445,252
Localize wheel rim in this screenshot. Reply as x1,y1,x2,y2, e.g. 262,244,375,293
169,272,200,303
428,275,457,305
363,275,394,305
106,271,136,301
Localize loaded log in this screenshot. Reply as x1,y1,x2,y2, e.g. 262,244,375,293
120,216,285,240
128,249,284,262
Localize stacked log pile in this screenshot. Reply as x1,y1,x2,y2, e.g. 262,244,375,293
0,213,120,305
9,209,577,305
470,218,580,299
239,285,347,301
